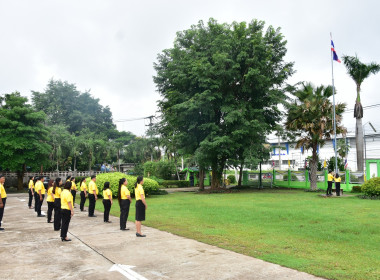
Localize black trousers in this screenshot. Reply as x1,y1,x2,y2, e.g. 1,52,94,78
0,198,6,227
47,201,54,222
71,190,77,207
28,189,34,207
103,199,111,222
54,198,62,230
60,209,71,239
88,194,96,216
327,181,333,195
35,194,45,216
119,199,130,230
80,191,86,211
34,192,39,212
336,182,341,196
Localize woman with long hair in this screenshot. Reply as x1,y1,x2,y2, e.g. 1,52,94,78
134,176,147,237
46,179,55,223
335,173,342,197
53,178,63,231
118,178,131,231
60,181,74,242
102,182,113,223
28,176,35,209
79,178,88,212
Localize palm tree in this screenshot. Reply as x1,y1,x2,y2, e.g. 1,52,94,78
342,55,380,171
285,83,346,190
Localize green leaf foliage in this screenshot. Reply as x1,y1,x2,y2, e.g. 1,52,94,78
361,177,380,197
143,161,176,180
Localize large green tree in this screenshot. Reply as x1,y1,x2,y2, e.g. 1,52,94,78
0,93,51,189
285,83,346,190
342,55,380,171
154,19,294,188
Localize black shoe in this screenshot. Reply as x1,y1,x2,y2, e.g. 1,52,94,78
0,227,4,231
121,228,130,231
89,215,97,217
136,233,146,237
81,209,87,212
48,221,54,223
38,214,46,217
61,238,71,242
104,221,112,223
54,229,60,231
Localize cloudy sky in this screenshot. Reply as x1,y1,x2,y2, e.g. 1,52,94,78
1,0,379,137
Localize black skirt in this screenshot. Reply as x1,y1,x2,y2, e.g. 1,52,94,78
135,200,145,221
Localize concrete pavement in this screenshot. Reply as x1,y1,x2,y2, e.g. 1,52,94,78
0,194,325,280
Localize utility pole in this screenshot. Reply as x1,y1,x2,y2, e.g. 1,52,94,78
278,135,281,170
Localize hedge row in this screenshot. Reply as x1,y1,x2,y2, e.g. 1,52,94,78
161,180,190,188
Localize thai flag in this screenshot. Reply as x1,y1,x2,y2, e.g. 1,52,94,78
344,159,348,169
331,40,341,63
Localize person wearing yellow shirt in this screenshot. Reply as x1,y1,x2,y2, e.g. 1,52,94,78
28,176,35,209
46,179,55,223
134,176,147,237
88,175,98,217
60,181,74,242
118,178,132,231
35,177,46,217
0,174,7,231
102,182,113,223
79,178,88,212
53,178,63,231
335,173,342,197
70,177,77,208
327,170,334,197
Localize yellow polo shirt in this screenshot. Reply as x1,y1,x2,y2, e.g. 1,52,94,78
103,189,112,200
28,180,34,190
47,187,55,202
328,174,334,182
89,181,98,195
121,185,130,199
55,187,62,199
35,181,45,194
135,184,145,201
80,182,87,192
335,177,341,183
61,189,73,210
71,181,77,191
0,183,7,198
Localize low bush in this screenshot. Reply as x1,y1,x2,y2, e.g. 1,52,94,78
351,185,362,193
283,173,299,181
161,180,190,188
227,175,236,184
361,177,380,197
144,161,176,180
83,172,160,198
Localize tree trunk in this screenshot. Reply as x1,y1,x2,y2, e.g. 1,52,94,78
17,171,24,191
309,147,318,190
198,168,205,191
237,163,244,187
356,117,364,171
74,156,77,171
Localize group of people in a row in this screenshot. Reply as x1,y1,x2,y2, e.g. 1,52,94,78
0,174,147,238
326,170,342,196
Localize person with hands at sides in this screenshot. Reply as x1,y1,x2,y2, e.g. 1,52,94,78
88,175,98,217
79,177,88,212
35,177,46,217
102,182,113,223
28,176,35,209
335,173,342,197
118,178,132,231
70,177,77,208
327,170,334,197
0,174,7,231
60,181,74,242
53,178,63,231
135,176,147,237
46,179,55,223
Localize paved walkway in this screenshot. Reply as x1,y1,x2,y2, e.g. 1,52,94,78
1,194,324,280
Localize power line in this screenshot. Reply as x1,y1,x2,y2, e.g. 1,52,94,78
343,103,380,113
114,116,155,122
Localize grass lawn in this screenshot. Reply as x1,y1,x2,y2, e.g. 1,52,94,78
76,189,380,280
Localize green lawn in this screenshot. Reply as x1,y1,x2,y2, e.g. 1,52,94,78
77,189,380,280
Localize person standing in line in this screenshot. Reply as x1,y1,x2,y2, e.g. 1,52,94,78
34,177,40,214
28,176,35,209
0,174,7,231
102,182,113,223
335,173,342,197
88,175,98,217
53,178,63,231
60,181,74,242
135,176,147,237
118,178,131,231
46,179,55,223
327,170,334,197
79,178,88,212
70,177,77,208
35,177,46,217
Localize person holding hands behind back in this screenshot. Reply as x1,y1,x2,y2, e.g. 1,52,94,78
135,176,147,237
118,178,131,231
60,181,74,242
102,182,113,223
88,175,98,217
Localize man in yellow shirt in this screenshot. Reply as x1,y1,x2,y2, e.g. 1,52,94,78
327,170,334,197
35,177,46,217
88,175,98,217
0,174,7,231
60,181,74,242
28,176,35,209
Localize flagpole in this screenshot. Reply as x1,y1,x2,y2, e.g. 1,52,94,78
330,32,338,174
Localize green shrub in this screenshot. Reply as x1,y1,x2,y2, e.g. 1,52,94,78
161,180,190,188
84,172,160,198
361,177,380,197
283,173,299,181
227,175,236,184
351,185,362,193
143,161,176,180
149,175,164,185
